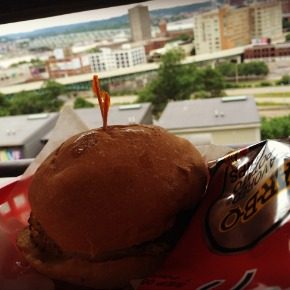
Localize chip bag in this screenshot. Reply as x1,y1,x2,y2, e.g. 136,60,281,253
138,139,290,290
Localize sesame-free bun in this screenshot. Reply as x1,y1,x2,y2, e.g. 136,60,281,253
18,124,207,288
17,227,164,289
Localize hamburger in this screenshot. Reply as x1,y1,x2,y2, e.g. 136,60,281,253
17,76,208,289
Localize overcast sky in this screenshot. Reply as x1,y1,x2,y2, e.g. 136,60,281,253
0,0,203,37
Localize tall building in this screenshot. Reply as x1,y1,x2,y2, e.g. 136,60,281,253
194,9,222,54
128,5,152,42
250,0,283,43
194,5,251,54
220,5,251,49
194,0,283,55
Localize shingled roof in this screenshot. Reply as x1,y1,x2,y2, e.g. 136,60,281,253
158,96,260,130
75,102,152,129
0,113,58,147
41,102,153,143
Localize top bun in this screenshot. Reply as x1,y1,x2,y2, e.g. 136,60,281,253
29,124,207,257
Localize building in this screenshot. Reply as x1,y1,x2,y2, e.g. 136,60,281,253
144,37,169,55
221,5,251,49
46,48,91,79
281,0,290,14
194,5,251,54
89,44,147,72
75,103,153,128
0,113,58,160
244,43,290,61
194,5,251,55
250,0,283,43
158,18,194,39
158,96,260,146
194,1,283,55
194,8,222,54
0,64,31,87
42,103,153,143
128,5,152,42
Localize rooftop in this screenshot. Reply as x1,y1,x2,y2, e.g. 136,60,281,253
0,113,58,146
158,96,260,130
75,102,152,128
42,102,152,142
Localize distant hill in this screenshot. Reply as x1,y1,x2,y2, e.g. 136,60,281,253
0,2,211,41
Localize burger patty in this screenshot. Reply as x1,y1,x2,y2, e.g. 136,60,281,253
28,209,194,263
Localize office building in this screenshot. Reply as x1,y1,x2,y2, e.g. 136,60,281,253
89,44,147,72
194,0,283,55
250,0,283,43
128,5,152,42
220,5,251,49
194,5,251,54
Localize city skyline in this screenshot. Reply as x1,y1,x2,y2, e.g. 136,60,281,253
0,0,203,37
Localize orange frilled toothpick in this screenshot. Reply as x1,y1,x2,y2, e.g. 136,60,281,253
92,75,110,130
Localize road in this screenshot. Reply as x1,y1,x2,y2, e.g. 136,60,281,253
226,86,290,118
87,95,138,105
225,85,290,96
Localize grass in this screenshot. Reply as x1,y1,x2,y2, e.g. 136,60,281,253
255,92,290,98
255,102,288,106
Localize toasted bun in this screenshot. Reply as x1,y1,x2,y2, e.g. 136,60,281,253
18,124,207,288
18,228,164,289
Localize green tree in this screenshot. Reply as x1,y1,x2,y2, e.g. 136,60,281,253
195,66,225,98
276,74,290,85
138,48,197,115
39,80,66,111
237,62,268,76
261,115,290,139
7,80,66,115
217,61,268,78
216,62,236,77
286,33,290,42
138,48,226,115
74,97,95,109
41,80,66,97
283,18,290,32
0,93,10,116
8,91,48,115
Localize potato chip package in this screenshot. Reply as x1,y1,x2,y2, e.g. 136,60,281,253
138,139,290,289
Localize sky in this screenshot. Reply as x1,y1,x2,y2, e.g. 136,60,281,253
0,0,203,37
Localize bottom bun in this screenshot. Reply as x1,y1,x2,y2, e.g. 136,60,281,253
17,228,165,289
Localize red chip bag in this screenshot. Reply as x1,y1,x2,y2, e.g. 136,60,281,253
138,140,290,290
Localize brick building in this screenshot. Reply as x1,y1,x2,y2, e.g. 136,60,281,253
244,43,290,61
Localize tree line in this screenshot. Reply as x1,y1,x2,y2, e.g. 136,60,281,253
0,80,66,116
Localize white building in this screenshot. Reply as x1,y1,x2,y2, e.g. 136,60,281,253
194,8,222,55
250,0,284,43
89,44,147,72
194,0,283,55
